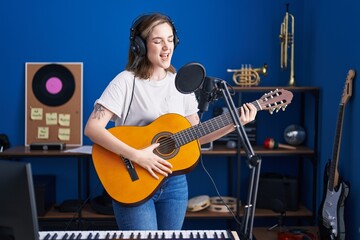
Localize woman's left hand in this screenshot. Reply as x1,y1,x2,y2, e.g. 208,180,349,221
239,103,257,125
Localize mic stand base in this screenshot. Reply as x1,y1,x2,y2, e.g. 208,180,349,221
216,81,262,240
267,212,285,231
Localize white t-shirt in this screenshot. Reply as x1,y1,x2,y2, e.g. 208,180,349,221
95,70,199,126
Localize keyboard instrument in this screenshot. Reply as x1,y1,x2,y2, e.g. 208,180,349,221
38,230,240,240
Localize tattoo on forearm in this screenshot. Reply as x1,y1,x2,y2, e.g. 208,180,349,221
93,104,105,120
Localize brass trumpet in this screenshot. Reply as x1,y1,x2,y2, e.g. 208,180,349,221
279,4,295,86
227,64,268,86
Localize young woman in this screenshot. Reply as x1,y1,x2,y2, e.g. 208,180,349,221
84,13,257,230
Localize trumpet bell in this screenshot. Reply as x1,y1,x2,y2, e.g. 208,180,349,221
227,63,268,86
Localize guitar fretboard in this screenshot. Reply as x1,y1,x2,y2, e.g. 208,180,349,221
328,103,345,191
173,100,261,147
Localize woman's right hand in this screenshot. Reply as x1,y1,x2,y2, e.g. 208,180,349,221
131,143,173,180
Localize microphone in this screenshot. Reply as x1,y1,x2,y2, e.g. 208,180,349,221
175,62,205,94
198,76,217,114
175,62,220,117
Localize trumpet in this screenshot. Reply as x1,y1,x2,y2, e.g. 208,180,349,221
227,64,268,86
279,4,295,86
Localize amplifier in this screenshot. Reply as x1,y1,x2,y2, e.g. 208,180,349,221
257,172,298,211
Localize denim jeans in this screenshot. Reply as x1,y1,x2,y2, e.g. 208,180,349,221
112,174,188,230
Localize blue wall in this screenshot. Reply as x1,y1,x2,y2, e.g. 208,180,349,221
1,0,360,238
303,1,360,238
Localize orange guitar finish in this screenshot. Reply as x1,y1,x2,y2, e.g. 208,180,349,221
92,113,201,206
91,89,293,206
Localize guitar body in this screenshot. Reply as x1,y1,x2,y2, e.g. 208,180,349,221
91,89,294,206
319,161,350,240
92,113,201,206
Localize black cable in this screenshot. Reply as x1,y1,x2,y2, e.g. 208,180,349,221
64,181,102,231
122,75,136,125
199,155,242,226
196,108,241,226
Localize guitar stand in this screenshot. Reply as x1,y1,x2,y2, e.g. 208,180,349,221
216,80,262,240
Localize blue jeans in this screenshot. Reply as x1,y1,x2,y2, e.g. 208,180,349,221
112,175,188,230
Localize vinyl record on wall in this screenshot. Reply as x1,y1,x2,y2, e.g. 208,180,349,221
32,64,75,106
25,62,83,146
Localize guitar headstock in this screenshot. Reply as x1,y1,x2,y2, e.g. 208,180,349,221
341,69,356,105
257,89,294,114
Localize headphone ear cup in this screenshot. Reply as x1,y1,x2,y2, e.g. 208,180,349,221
174,35,179,49
131,35,147,57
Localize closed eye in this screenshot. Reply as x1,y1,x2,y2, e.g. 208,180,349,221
152,36,174,45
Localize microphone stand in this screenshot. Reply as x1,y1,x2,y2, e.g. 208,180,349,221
215,80,262,240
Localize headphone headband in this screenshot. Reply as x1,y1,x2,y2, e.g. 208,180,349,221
129,14,179,57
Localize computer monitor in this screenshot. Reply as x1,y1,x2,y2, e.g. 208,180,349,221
0,160,39,240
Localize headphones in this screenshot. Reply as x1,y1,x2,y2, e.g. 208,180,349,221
129,14,179,57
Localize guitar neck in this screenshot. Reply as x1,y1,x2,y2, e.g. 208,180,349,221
328,104,345,191
327,69,355,192
173,100,261,147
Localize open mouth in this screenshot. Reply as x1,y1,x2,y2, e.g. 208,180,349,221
160,53,170,60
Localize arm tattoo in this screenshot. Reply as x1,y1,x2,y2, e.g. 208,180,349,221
93,104,105,120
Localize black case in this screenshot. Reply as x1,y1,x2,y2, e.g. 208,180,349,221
256,172,299,211
33,175,56,216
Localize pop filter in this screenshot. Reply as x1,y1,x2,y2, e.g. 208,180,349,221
175,62,205,94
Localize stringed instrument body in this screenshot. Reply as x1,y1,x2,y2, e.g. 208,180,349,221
318,69,355,240
92,89,293,206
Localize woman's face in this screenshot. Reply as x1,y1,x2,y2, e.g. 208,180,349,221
146,22,174,72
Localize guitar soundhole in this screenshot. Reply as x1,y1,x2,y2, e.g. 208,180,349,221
152,132,178,160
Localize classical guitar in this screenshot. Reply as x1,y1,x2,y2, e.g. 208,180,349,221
319,69,355,240
92,89,293,206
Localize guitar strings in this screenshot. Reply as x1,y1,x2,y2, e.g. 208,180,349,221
155,97,269,154
155,109,247,153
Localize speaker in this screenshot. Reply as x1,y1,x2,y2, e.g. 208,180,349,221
33,175,56,216
257,172,299,211
129,14,179,57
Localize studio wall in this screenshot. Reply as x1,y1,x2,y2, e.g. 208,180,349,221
1,0,360,237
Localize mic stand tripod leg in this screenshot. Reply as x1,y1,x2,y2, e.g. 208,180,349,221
216,81,262,240
267,211,285,231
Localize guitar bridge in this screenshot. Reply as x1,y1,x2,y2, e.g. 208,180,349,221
123,158,139,181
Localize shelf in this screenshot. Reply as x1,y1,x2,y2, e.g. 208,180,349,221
38,206,81,220
38,204,312,220
231,86,320,93
185,205,312,219
81,204,116,219
202,144,315,157
0,146,91,158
